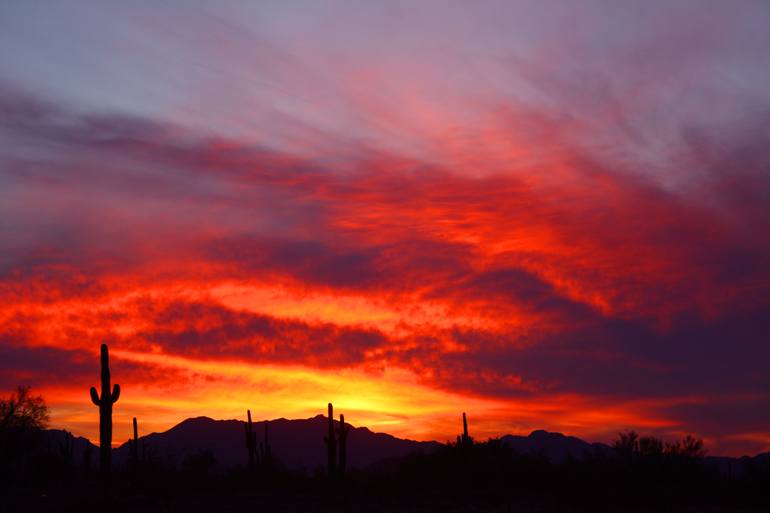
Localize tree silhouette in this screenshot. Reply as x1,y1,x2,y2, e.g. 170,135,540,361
638,435,664,459
0,385,49,430
614,430,706,462
0,386,50,480
613,430,639,462
667,435,706,459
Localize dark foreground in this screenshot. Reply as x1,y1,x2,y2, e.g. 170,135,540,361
4,440,770,513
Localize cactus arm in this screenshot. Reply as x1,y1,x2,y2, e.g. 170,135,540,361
92,343,120,478
90,387,101,406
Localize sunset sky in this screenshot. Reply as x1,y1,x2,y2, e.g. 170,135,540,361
1,1,769,456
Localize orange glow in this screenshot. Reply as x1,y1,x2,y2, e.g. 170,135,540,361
40,348,682,448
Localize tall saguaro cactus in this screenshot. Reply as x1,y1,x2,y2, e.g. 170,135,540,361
245,409,257,470
324,403,337,477
337,413,349,479
89,344,120,476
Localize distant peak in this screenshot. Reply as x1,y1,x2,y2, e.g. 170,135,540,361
181,416,215,423
170,416,217,430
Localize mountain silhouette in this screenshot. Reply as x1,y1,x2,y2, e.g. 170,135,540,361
112,415,441,471
500,429,613,461
41,428,97,466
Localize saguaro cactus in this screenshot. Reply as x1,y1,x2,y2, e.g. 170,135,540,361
245,409,257,470
59,431,74,466
83,442,93,475
324,403,337,477
89,344,120,476
129,417,139,469
263,420,271,464
460,412,472,447
337,413,349,479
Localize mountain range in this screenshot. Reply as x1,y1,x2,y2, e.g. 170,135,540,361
43,416,768,475
112,415,439,471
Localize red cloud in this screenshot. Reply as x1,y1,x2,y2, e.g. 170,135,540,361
1,85,769,456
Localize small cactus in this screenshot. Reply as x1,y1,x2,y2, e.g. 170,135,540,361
59,431,74,466
89,344,120,477
129,417,139,470
83,441,93,475
337,413,349,479
324,403,337,477
245,410,257,470
460,412,473,447
263,420,271,464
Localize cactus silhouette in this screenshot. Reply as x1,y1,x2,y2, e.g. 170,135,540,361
89,344,120,476
337,413,349,479
460,412,473,447
324,403,337,477
245,409,257,470
262,420,271,464
83,441,93,475
59,430,74,466
129,417,139,470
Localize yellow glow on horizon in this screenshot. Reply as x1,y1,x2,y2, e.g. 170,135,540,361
41,347,686,450
48,348,508,445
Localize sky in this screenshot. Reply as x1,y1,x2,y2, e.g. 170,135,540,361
1,0,769,456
